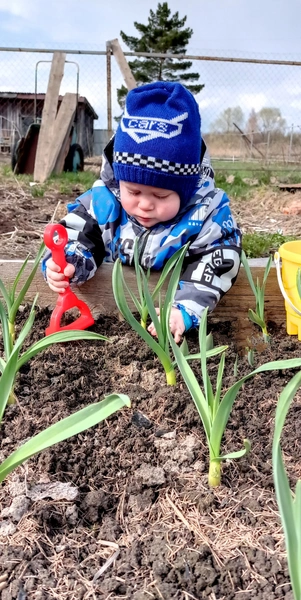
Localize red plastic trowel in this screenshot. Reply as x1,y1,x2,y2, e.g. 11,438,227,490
44,223,94,336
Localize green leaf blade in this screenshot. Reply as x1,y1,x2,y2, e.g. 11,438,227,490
216,439,251,462
18,330,110,370
0,394,131,483
112,259,173,375
168,320,211,439
0,350,19,422
272,371,301,600
9,242,45,323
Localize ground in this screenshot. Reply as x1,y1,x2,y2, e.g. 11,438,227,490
0,170,301,599
231,187,301,238
1,169,301,258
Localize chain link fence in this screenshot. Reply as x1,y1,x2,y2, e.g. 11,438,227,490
0,46,300,171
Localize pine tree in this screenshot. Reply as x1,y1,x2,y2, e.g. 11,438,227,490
117,2,204,112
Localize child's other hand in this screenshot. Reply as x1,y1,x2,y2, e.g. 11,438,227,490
46,258,75,293
148,307,185,344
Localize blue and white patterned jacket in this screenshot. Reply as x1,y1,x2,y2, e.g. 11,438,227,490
42,139,241,326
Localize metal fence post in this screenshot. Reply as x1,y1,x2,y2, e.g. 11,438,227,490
266,130,271,163
106,42,112,136
288,124,294,162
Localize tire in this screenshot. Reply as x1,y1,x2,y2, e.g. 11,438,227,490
63,143,84,173
11,138,21,171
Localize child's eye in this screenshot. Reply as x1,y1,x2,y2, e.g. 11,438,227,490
154,194,168,200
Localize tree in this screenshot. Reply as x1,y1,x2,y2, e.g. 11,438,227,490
210,107,245,134
245,108,262,145
246,108,259,134
117,2,204,112
256,107,286,134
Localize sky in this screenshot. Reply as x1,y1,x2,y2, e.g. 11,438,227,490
0,0,301,133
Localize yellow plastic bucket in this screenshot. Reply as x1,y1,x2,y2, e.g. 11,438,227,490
275,241,301,339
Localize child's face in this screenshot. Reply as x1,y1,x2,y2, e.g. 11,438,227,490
119,181,181,228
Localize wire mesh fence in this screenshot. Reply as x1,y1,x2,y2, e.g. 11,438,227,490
206,126,301,163
0,45,300,172
0,49,107,160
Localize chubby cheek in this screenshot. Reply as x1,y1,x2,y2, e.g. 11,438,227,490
159,202,180,221
121,196,136,213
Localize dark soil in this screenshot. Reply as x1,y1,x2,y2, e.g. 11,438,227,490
1,309,300,600
0,178,83,259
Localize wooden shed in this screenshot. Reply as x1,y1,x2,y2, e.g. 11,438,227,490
0,92,98,157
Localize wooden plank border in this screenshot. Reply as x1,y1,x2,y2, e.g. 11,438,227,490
0,258,286,322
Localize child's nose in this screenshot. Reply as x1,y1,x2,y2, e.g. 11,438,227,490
138,196,154,209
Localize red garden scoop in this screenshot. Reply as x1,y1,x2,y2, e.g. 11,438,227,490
44,223,94,336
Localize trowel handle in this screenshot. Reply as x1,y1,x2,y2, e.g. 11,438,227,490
44,223,69,277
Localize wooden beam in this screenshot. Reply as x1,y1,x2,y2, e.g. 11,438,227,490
0,259,286,322
33,52,66,183
278,183,301,190
1,258,289,348
48,93,77,175
233,122,266,159
107,38,137,90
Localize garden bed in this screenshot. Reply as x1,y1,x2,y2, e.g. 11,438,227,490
0,311,300,599
1,170,301,599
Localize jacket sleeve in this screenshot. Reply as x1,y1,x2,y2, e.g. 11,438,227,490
41,188,106,285
173,193,242,324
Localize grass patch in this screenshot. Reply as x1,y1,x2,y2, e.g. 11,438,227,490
0,166,96,195
213,160,268,177
49,171,96,193
213,160,301,183
1,164,12,177
242,232,297,258
214,166,301,200
30,185,46,198
215,173,259,199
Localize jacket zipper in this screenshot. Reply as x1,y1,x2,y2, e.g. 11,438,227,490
138,229,151,265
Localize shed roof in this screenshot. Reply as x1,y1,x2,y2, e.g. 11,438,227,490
0,92,98,119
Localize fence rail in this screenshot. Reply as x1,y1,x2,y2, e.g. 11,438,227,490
0,45,300,166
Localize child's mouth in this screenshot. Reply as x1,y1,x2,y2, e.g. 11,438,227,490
137,216,153,223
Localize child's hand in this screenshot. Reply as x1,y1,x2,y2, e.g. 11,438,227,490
148,307,185,344
46,257,75,293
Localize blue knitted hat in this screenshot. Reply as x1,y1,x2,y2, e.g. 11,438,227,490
113,81,201,204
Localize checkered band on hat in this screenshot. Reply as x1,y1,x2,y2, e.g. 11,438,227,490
114,151,200,176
